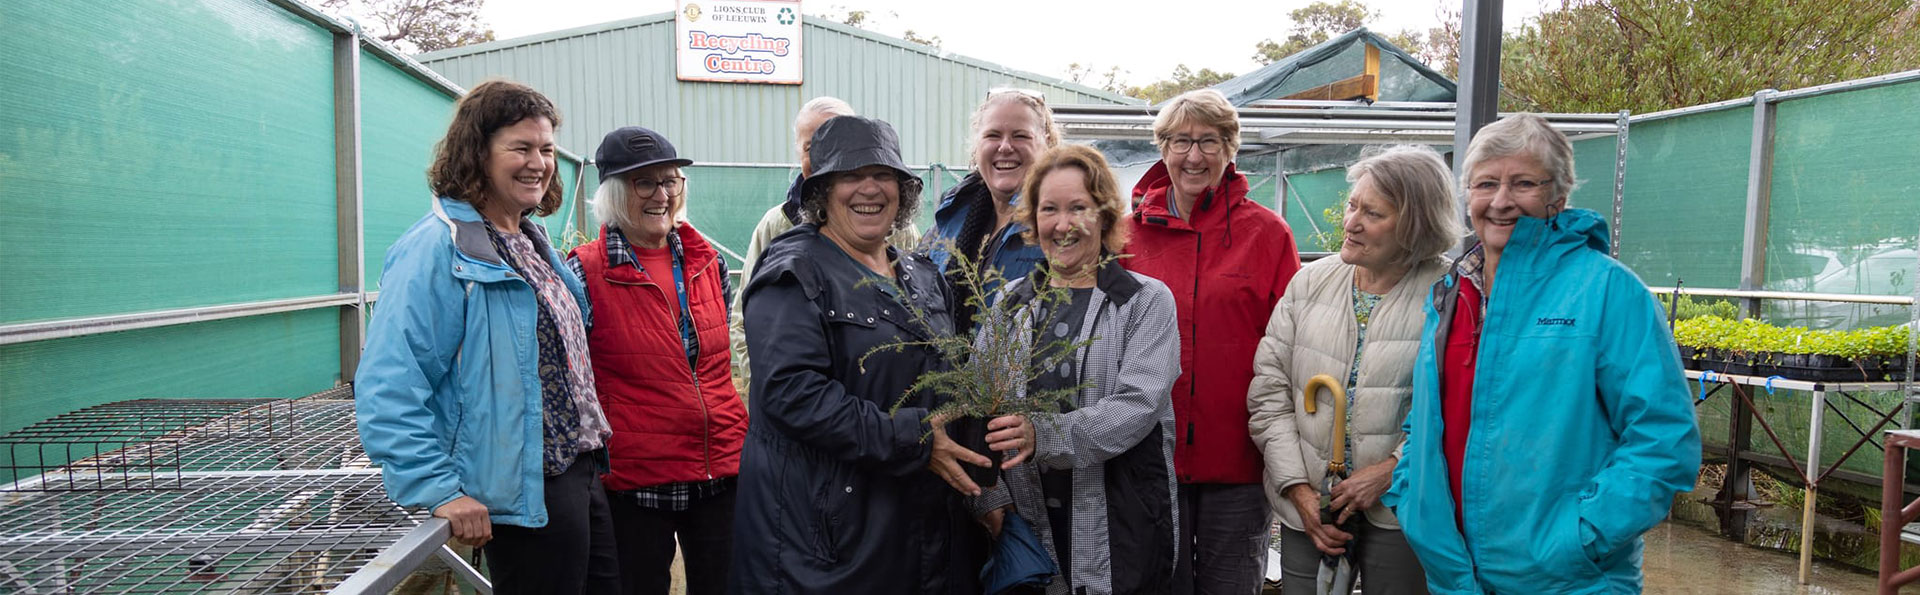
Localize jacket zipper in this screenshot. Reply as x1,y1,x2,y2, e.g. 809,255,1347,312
608,266,717,480
687,266,715,480
1186,230,1201,450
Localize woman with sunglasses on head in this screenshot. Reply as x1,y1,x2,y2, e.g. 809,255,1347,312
922,87,1062,332
1120,88,1303,595
566,127,746,595
1384,114,1699,594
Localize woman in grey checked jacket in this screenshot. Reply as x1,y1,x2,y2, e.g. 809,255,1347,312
971,145,1183,595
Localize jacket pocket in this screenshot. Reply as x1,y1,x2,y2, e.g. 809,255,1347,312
1537,493,1605,582
805,458,859,564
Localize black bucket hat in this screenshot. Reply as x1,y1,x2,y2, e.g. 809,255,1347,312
800,116,911,197
595,126,693,183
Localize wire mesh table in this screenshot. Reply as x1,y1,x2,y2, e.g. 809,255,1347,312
1687,370,1909,584
0,388,489,593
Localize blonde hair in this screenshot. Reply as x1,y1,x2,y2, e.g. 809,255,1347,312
1016,144,1131,254
1152,89,1240,157
1346,146,1464,266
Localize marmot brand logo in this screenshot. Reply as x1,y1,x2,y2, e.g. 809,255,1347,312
1537,317,1576,327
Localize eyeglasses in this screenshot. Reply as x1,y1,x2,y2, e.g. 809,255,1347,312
986,87,1047,105
1467,178,1552,198
630,176,685,198
1162,136,1225,156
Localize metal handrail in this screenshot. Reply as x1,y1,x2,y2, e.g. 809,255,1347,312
1649,286,1916,306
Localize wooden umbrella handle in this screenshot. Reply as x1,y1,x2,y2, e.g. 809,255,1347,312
1304,374,1348,476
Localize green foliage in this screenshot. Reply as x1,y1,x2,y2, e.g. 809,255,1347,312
1250,1,1461,75
318,0,495,53
1253,0,1374,65
1312,193,1348,252
860,241,1092,428
1674,315,1911,357
1658,294,1741,321
1501,0,1920,113
1123,65,1239,104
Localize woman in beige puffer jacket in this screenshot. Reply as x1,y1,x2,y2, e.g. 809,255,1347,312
1247,146,1462,595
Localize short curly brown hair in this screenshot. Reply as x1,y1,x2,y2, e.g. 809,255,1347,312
428,79,565,217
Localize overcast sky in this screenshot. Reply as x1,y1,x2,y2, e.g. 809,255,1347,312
474,0,1549,87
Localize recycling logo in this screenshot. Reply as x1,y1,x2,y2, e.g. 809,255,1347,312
777,7,795,25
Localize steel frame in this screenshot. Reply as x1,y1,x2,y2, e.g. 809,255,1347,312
0,391,487,593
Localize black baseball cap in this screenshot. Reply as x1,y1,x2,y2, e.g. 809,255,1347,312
595,126,693,183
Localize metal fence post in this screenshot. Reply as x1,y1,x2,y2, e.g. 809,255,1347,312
1612,110,1629,259
332,28,365,385
1451,0,1503,174
1738,89,1778,320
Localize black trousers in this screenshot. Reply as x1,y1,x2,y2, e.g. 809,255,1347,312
608,485,736,595
483,453,620,594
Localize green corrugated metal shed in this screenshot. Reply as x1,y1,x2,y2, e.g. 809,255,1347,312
416,12,1142,167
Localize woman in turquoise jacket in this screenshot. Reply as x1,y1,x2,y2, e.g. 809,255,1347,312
1384,114,1700,595
355,80,616,592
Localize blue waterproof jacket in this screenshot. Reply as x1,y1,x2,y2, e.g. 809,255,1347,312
923,172,1045,283
354,197,592,528
1384,209,1701,594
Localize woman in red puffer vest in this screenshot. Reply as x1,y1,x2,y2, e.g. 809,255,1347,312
568,126,746,595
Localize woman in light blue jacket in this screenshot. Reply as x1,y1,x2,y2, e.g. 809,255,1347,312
1384,114,1700,595
355,80,616,593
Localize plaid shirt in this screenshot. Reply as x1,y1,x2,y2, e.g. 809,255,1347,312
568,226,736,510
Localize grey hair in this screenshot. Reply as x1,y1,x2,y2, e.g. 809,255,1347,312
795,97,855,152
1460,113,1578,206
592,168,688,233
1346,145,1465,266
798,172,924,233
1152,89,1241,158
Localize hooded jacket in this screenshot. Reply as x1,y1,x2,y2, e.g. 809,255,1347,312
924,171,1048,282
355,196,594,528
1122,161,1302,484
968,260,1184,594
571,223,746,491
1384,209,1701,594
729,223,957,594
732,174,919,398
923,171,1049,333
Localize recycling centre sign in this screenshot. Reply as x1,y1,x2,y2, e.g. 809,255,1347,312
676,0,803,85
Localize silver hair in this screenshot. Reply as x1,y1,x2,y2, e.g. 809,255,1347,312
1460,113,1579,206
1346,145,1466,266
592,167,688,234
795,97,855,152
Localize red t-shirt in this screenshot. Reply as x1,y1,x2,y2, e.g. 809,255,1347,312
1442,278,1484,530
632,244,681,327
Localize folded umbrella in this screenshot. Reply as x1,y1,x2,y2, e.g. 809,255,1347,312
1305,374,1357,595
982,512,1059,595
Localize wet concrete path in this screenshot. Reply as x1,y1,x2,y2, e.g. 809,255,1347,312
1644,521,1887,594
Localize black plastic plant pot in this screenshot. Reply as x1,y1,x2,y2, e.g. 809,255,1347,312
945,416,1004,488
